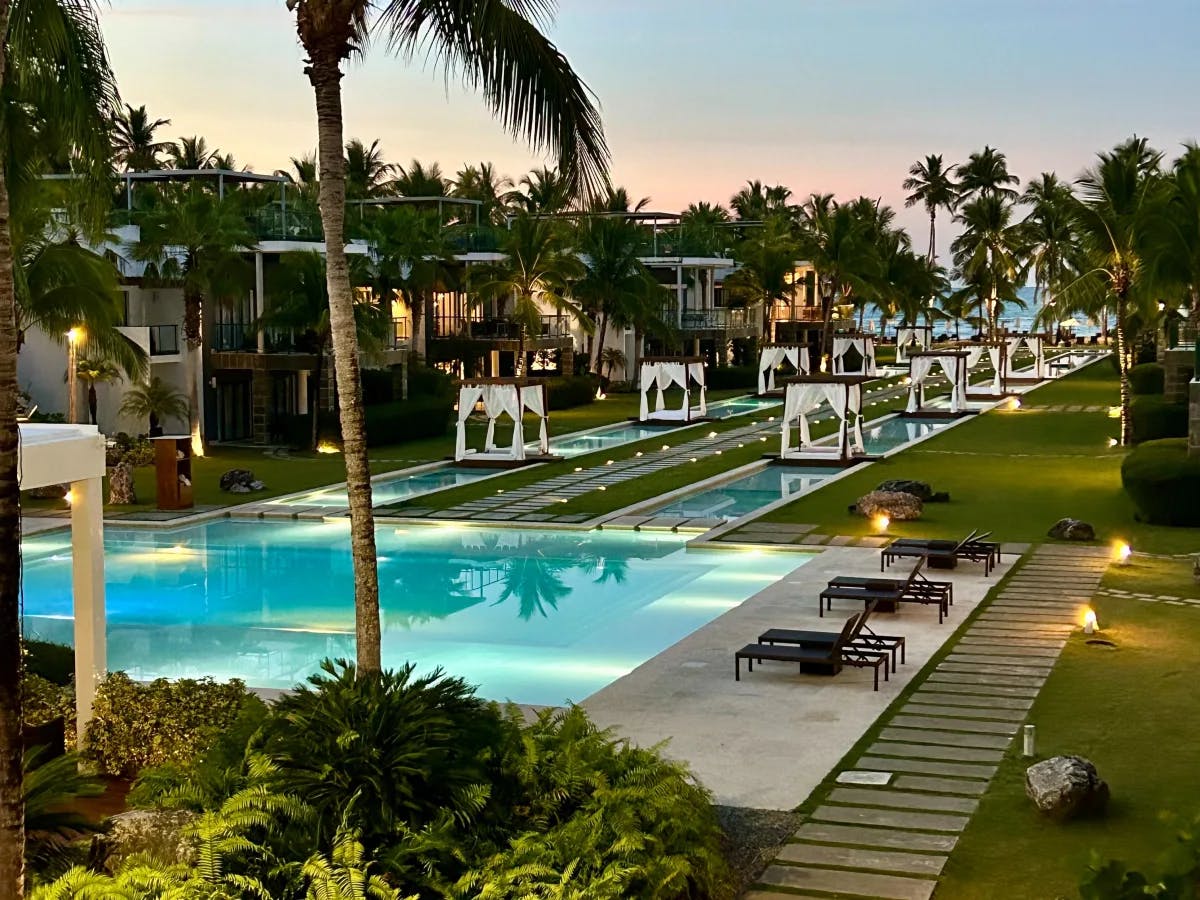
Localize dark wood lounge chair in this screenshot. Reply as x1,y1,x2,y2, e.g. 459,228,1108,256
882,529,1001,575
818,557,950,624
734,614,889,690
758,601,906,672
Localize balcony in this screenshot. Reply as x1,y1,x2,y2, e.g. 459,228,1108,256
212,323,253,352
771,304,825,324
390,318,410,349
662,305,758,333
431,315,571,343
117,324,183,362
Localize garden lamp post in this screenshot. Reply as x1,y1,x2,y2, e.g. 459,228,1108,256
66,326,83,424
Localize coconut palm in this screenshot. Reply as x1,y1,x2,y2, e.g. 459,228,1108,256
112,104,173,171
71,357,119,425
516,166,572,215
956,146,1020,200
724,214,801,338
120,376,189,436
1159,143,1200,328
167,135,218,170
730,180,793,222
346,138,395,200
133,185,254,455
1,0,120,891
391,158,446,199
1054,137,1170,444
1020,173,1077,312
902,154,959,263
950,194,1026,335
477,214,584,375
452,161,514,225
286,0,607,675
678,202,730,256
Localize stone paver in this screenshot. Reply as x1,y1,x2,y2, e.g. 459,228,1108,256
777,842,948,876
892,775,989,796
890,714,1018,735
759,865,937,900
904,703,1028,721
856,756,998,780
812,804,971,833
878,728,1012,750
791,822,959,853
828,787,977,814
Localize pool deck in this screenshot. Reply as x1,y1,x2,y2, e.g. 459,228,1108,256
582,545,1016,810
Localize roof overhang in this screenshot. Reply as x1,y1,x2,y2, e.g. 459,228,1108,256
17,424,106,489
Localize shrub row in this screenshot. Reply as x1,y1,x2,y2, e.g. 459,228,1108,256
545,374,597,410
1121,438,1200,526
706,364,758,390
1130,396,1188,443
1129,362,1166,395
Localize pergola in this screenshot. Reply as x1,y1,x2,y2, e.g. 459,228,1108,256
958,340,1011,398
17,424,107,740
1002,332,1049,384
904,350,972,417
757,343,810,395
831,334,878,376
778,374,873,466
454,378,552,467
895,324,934,364
637,357,708,423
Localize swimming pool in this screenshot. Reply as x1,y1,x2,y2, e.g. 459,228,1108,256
652,417,948,521
552,423,676,457
21,521,806,705
270,466,499,508
708,395,782,417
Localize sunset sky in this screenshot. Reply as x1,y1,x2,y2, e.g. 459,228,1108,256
101,0,1200,257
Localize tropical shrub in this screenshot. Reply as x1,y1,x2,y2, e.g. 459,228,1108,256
23,748,105,877
546,374,598,410
260,660,509,852
1130,397,1188,443
22,674,75,748
24,640,74,685
1121,438,1200,526
84,672,264,776
106,432,155,467
1079,813,1200,899
361,367,399,404
407,364,454,399
705,365,758,390
1128,362,1165,395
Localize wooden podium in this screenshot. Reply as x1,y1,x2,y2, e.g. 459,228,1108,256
152,435,193,510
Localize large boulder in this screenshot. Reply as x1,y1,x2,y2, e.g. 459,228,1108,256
219,469,263,493
1026,755,1109,820
876,479,934,501
1048,518,1096,541
107,461,137,505
856,490,923,520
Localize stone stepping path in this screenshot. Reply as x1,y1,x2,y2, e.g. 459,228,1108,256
750,544,1109,899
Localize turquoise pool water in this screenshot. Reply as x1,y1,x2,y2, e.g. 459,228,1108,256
654,417,947,521
21,521,805,705
709,396,782,417
272,466,499,508
553,423,675,457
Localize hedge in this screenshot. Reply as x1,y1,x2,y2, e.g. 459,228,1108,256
1130,397,1188,444
362,394,454,446
1121,438,1200,526
705,364,758,390
1129,362,1165,395
546,374,597,410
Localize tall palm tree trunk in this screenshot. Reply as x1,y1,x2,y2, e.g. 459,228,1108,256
308,55,382,675
0,3,26,886
310,336,326,452
591,311,608,374
927,210,936,264
1116,304,1133,446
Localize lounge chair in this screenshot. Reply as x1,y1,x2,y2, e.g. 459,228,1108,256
734,614,889,690
758,600,906,673
882,529,1000,575
819,557,951,624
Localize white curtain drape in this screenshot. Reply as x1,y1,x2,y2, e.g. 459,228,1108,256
1005,337,1022,380
455,385,484,460
757,347,783,394
832,337,876,375
520,385,549,454
480,384,523,459
896,328,914,363
936,355,964,413
781,383,825,456
831,337,852,374
821,382,864,455
905,356,935,413
985,346,1002,393
790,346,811,376
861,337,877,376
964,347,985,370
1024,336,1044,378
688,362,706,416
638,363,655,421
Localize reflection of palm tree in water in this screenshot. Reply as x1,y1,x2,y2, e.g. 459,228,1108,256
390,556,481,628
493,535,632,620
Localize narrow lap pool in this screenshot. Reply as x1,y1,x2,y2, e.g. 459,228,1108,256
653,417,948,521
271,466,499,508
21,521,805,705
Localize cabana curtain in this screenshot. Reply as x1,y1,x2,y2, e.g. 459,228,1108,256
781,383,825,456
823,382,865,454
639,360,706,420
895,328,928,364
832,337,877,376
936,355,964,413
905,356,936,413
455,385,484,459
520,385,549,454
757,346,809,393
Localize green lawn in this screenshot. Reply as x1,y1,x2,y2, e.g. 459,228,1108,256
937,592,1200,899
741,363,1199,555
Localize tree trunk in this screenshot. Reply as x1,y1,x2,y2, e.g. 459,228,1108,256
591,312,608,374
0,1,26,887
928,211,936,264
88,384,98,425
183,285,204,456
1116,304,1133,447
819,285,837,372
308,55,382,675
310,337,326,452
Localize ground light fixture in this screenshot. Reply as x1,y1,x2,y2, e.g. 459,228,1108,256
1113,541,1132,565
873,514,890,533
316,442,340,454
1107,438,1118,448
1083,608,1099,634
1023,724,1037,757
1006,398,1022,411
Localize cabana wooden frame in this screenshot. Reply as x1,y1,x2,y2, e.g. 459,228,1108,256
775,374,876,467
453,377,557,468
635,356,710,424
902,349,976,419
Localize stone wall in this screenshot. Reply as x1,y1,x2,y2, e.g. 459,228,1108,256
1190,380,1200,457
1163,348,1196,403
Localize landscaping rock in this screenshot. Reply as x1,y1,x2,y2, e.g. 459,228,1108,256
105,808,197,867
26,483,67,500
107,461,137,505
219,469,264,493
1047,518,1096,541
1025,755,1109,821
856,490,923,520
876,479,934,501
1193,553,1200,585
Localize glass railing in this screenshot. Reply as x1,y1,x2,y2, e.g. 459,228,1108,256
430,316,568,341
211,323,252,352
390,318,409,348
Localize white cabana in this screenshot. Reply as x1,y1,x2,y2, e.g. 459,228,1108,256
17,423,107,741
757,343,810,394
454,379,551,465
895,324,933,364
958,340,1009,396
779,375,870,465
638,357,707,422
904,350,972,416
831,335,878,376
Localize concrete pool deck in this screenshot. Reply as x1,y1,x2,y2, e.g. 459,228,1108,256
582,545,1015,810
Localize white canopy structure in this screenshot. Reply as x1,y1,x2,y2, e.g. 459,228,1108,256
638,357,707,422
831,335,878,376
895,324,933,364
455,379,551,466
779,375,871,465
757,343,810,395
958,340,1009,397
17,423,107,741
904,350,972,417
1004,333,1047,382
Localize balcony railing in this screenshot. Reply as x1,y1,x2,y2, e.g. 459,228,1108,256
211,323,253,352
431,315,569,341
148,324,179,355
771,304,825,324
390,318,410,349
662,306,753,331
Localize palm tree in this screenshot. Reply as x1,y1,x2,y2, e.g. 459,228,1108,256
112,104,173,171
730,180,793,221
391,158,446,198
133,185,254,455
260,251,387,451
678,202,730,256
1020,173,1076,313
516,166,572,215
951,194,1026,335
452,161,514,226
1054,137,1170,445
1160,143,1200,329
167,135,218,170
724,214,801,338
345,138,395,199
286,0,608,675
1,1,118,888
72,357,119,425
956,146,1020,200
120,376,189,436
902,154,959,263
477,214,584,375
